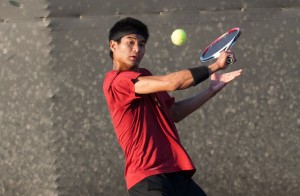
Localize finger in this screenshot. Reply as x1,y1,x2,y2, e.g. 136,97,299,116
221,69,243,82
223,69,242,74
227,73,239,79
231,69,243,75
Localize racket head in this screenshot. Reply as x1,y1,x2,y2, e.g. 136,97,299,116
200,27,241,62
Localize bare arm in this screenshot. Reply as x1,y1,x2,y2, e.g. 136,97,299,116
134,69,194,94
170,69,242,122
134,51,233,94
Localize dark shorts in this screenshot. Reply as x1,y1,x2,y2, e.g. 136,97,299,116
128,172,207,196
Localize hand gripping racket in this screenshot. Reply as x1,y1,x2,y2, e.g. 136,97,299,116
200,27,241,64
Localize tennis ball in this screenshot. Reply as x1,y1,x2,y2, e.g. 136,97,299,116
171,29,187,46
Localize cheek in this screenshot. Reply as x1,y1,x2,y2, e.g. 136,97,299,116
140,52,145,59
115,45,129,57
139,47,146,56
120,45,132,54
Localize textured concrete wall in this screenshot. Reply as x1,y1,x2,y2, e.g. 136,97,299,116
0,0,299,196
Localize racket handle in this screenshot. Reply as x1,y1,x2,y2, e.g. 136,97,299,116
226,56,234,64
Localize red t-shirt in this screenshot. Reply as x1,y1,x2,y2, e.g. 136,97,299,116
103,68,196,189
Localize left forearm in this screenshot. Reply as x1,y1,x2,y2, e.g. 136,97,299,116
170,87,216,123
170,69,243,123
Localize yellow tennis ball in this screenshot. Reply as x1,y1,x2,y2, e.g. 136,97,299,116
171,29,187,46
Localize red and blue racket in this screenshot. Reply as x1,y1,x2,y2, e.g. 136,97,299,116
200,27,241,64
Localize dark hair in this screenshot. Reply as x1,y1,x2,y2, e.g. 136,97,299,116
109,17,149,59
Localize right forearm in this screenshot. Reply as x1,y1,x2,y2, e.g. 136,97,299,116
135,64,217,94
167,65,213,90
162,69,195,90
134,69,194,94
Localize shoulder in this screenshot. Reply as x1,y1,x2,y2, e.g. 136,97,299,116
104,70,139,81
104,68,151,83
103,70,141,91
139,68,153,76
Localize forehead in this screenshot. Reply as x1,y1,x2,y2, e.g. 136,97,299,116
122,34,146,41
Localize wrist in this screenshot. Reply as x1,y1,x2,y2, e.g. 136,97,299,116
208,62,220,74
188,66,210,86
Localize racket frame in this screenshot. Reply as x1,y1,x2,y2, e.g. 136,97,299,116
200,27,241,62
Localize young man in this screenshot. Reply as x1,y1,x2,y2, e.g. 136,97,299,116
103,17,242,196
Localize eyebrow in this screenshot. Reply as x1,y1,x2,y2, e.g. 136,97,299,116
126,36,146,43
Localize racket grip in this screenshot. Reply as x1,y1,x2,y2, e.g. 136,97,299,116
226,56,234,64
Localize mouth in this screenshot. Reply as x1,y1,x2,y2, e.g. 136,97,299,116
129,55,139,61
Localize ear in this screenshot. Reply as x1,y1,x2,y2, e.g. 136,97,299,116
110,40,117,52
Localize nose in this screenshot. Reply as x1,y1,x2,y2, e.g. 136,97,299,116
132,43,139,53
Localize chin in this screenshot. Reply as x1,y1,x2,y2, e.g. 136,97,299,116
128,63,139,70
130,60,140,67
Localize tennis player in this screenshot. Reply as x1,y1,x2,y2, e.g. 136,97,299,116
103,17,242,196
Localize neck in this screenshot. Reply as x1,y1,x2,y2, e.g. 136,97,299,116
113,61,139,72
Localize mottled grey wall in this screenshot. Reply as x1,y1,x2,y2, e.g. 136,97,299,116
0,0,299,196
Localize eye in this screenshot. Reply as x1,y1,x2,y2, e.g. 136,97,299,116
139,42,146,47
129,40,135,46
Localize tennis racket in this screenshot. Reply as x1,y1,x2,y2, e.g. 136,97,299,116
200,27,241,65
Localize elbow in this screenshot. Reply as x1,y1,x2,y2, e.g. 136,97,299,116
173,115,185,123
162,74,186,91
165,81,180,92
172,113,185,123
170,104,184,123
173,118,181,123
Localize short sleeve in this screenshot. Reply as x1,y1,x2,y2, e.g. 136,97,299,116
111,71,142,106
